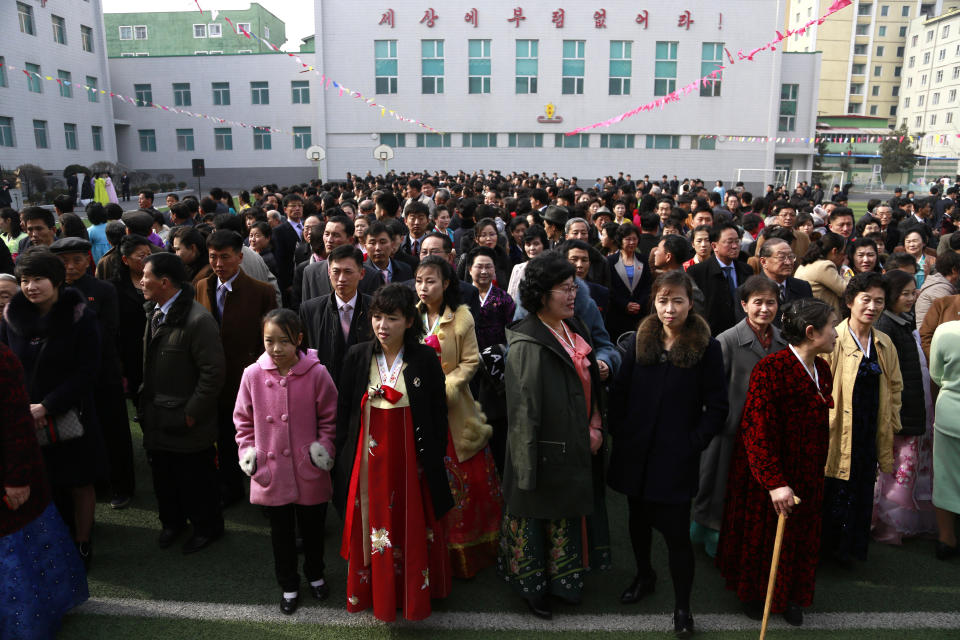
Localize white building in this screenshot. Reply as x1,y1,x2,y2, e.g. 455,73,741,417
0,0,118,172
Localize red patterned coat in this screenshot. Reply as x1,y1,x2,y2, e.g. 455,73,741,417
717,348,832,612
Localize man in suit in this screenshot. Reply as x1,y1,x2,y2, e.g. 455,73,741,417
195,230,277,506
687,222,753,336
561,239,609,319
398,201,431,268
649,234,706,316
297,215,355,308
271,194,307,303
360,220,412,294
299,245,373,386
758,238,813,327
120,172,130,201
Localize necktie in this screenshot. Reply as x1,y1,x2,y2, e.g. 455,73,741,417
722,265,736,300
779,282,787,305
412,238,420,256
381,268,390,284
340,303,352,339
217,283,227,318
151,307,164,338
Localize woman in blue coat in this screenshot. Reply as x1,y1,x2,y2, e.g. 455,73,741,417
608,269,728,638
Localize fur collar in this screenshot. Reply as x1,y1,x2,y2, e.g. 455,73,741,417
2,287,86,338
635,312,711,368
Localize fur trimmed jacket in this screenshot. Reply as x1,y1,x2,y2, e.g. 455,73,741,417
607,312,728,503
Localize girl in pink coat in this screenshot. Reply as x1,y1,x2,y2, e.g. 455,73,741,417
234,309,338,615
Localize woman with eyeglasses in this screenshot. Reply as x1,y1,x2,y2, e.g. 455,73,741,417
606,222,653,341
500,252,609,620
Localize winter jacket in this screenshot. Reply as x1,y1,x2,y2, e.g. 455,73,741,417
914,271,956,331
875,310,925,436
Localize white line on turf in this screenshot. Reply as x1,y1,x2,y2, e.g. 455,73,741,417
74,598,960,632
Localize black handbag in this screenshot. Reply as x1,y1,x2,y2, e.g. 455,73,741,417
28,339,85,447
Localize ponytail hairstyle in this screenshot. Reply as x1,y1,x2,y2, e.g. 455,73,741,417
799,231,846,266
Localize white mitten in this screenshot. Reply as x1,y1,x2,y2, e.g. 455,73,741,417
309,442,334,471
239,447,257,476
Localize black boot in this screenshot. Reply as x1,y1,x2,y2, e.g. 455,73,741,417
523,593,552,620
620,570,657,604
674,609,694,638
783,601,803,626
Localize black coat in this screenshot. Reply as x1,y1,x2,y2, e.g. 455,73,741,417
607,314,728,503
333,340,453,518
875,310,926,436
359,257,412,295
606,251,653,341
687,257,753,336
298,292,374,386
110,268,147,397
271,220,300,293
70,273,122,383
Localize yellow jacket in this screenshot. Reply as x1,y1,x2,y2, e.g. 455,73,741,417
822,319,902,480
794,259,847,316
423,303,492,462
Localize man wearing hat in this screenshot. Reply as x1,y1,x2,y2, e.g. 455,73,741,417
51,237,135,509
96,211,165,282
541,205,568,249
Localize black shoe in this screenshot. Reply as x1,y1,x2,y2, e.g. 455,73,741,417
280,593,299,615
674,609,695,638
110,495,131,510
181,529,222,554
936,541,959,561
620,571,657,604
523,594,552,620
76,541,92,571
157,527,183,549
742,600,764,621
310,581,330,601
783,601,803,626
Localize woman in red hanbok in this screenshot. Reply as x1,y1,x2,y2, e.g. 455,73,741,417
334,285,454,621
718,298,839,627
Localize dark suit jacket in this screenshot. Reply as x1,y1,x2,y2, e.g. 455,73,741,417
606,251,653,340
687,258,753,336
298,292,373,386
587,281,610,318
769,275,813,327
71,273,122,382
292,256,323,310
359,257,412,295
195,269,278,401
271,220,300,293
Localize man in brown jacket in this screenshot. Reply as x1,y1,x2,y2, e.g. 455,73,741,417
919,292,960,361
195,229,277,506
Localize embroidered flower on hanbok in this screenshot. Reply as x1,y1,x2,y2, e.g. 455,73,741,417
348,595,359,606
421,568,430,590
368,437,378,455
357,568,371,584
370,527,392,554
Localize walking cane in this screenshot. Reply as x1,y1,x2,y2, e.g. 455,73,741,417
759,495,801,640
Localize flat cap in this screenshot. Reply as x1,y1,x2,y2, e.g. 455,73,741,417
49,237,92,254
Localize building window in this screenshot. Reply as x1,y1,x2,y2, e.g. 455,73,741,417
911,35,918,47
17,2,35,35
64,123,77,150
0,57,6,88
138,129,157,152
293,126,312,149
876,46,884,57
936,70,944,82
134,83,152,106
516,39,538,94
52,15,67,45
881,5,889,16
646,135,680,149
855,23,869,35
81,25,93,52
380,133,405,147
236,22,251,35
194,24,207,38
176,128,194,151
930,114,937,126
554,133,589,148
655,41,678,96
854,44,867,55
927,30,934,43
950,89,957,101
955,66,960,79
890,106,897,116
697,136,716,150
778,84,798,131
508,133,543,148
933,92,941,105
212,82,230,105
214,127,232,150
250,81,269,105
878,26,887,36
291,80,310,104
872,85,880,96
468,39,492,94
134,25,147,40
902,5,910,16
609,40,632,95
908,56,915,68
940,48,947,61
119,25,133,40
25,63,42,93
91,125,102,151
869,105,878,115
33,120,48,149
135,53,149,57
892,86,899,96
416,133,452,147
921,74,927,86
915,115,922,127
208,24,222,38
894,66,901,77
463,133,497,147
900,26,907,37
907,77,912,88
919,95,925,106
562,40,585,95
948,112,954,124
852,63,866,75
253,126,272,150
850,83,864,95
0,117,14,148
173,83,191,106
374,40,398,94
600,134,635,149
194,51,207,55
58,70,72,98
421,40,445,94
897,46,904,57
905,97,911,107
923,52,931,64
264,26,270,39
858,3,872,15
874,65,882,76
847,103,861,114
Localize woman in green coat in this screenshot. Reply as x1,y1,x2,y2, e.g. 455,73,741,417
498,252,608,620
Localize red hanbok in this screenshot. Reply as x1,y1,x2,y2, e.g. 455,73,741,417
717,348,832,613
340,359,451,622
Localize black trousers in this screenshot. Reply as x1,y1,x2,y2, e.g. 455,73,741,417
95,383,135,497
263,503,328,592
216,406,244,504
147,447,223,537
627,497,695,611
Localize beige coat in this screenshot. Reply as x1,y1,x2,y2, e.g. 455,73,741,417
821,319,902,480
794,259,847,315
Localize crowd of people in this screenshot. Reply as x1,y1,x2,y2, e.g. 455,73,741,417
2,169,960,639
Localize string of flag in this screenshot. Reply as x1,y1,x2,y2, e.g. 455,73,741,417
566,0,856,135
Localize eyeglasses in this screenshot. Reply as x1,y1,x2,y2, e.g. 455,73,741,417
551,283,579,297
770,254,797,263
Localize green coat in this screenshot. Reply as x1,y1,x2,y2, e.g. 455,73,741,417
503,314,605,520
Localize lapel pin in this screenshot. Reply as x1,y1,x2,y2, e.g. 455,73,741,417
413,377,421,388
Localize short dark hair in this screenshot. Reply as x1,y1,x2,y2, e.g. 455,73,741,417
639,212,660,232
143,252,187,288
883,269,915,308
282,193,303,208
369,284,424,348
709,221,741,242
53,194,74,213
739,274,780,303
518,251,576,314
15,247,65,288
327,214,355,238
616,222,640,243
416,255,461,311
843,271,888,309
200,197,219,215
422,231,453,253
120,234,151,258
364,220,389,240
781,298,836,346
935,249,960,276
884,251,917,272
249,221,272,239
650,269,694,305
22,206,56,229
327,244,364,269
560,239,593,257
828,207,855,224
404,201,430,218
659,234,691,263
385,218,405,240
523,224,549,250
170,202,191,222
85,202,107,225
139,189,154,201
466,245,498,270
174,227,206,254
375,192,400,217
530,188,549,206
104,202,124,221
213,213,243,234
207,229,243,253
105,221,126,246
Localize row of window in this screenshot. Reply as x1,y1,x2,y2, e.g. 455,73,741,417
907,45,960,68
382,132,739,150
851,23,908,38
140,126,313,152
0,117,103,152
904,88,959,108
902,112,956,129
853,44,905,57
910,23,953,47
0,58,100,102
847,103,898,116
375,39,724,97
904,65,960,89
851,62,902,77
129,80,310,107
16,2,95,52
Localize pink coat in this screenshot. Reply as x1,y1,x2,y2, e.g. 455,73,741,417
234,349,337,506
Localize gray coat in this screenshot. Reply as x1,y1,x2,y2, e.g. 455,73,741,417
692,318,787,530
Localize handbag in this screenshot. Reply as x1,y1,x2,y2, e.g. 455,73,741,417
28,338,85,447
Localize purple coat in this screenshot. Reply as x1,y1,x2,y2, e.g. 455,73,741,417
234,349,338,506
